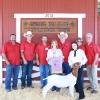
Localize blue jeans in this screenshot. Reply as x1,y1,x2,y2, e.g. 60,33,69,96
39,64,51,87
5,64,20,90
62,62,71,75
75,65,85,98
21,61,33,87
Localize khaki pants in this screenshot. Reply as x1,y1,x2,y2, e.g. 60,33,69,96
86,65,98,90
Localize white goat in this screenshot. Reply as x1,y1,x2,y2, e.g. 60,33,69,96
42,62,80,98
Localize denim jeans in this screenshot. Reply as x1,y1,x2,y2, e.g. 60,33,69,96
62,62,71,75
87,65,98,90
21,61,33,87
75,65,85,98
39,64,51,87
5,64,20,90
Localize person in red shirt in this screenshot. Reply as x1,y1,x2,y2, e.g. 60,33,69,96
2,34,20,92
58,32,71,75
85,32,99,94
36,35,50,88
21,31,35,89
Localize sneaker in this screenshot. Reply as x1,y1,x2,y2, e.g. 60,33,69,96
6,89,11,92
31,86,34,88
12,87,17,90
87,87,92,90
21,86,25,89
27,85,34,88
91,90,98,94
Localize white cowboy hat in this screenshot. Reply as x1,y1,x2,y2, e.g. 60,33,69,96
58,32,68,39
24,31,33,37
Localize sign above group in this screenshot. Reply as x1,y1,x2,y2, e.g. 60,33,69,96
21,18,78,34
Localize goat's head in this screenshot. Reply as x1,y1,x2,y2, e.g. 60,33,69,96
72,62,80,77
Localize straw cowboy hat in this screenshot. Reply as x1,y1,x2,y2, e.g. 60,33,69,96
58,32,68,39
24,31,33,37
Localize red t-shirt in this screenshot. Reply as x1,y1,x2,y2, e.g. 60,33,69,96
85,42,99,65
2,41,20,65
36,43,50,64
20,41,35,61
58,40,71,62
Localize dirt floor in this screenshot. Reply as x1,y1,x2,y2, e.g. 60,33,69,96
0,83,100,100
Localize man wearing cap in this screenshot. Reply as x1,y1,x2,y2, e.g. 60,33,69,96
36,35,50,88
21,31,35,89
58,32,71,75
2,34,20,92
85,32,99,93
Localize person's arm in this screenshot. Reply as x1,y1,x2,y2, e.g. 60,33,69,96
68,51,73,68
36,53,39,65
59,49,64,61
81,50,87,66
21,50,27,64
2,53,10,65
46,49,51,63
35,45,39,65
92,53,99,66
92,43,99,66
2,43,10,65
20,42,27,64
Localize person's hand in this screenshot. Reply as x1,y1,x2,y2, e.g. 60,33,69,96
23,59,27,64
36,60,39,65
92,62,97,67
33,60,36,64
6,60,10,65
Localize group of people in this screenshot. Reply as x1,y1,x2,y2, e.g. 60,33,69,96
2,31,99,100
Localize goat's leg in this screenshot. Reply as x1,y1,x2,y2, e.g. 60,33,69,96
42,84,53,98
69,86,74,97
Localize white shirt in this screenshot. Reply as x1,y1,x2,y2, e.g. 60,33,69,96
47,48,64,65
68,49,87,68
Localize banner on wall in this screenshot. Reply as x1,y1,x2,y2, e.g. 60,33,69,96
21,19,78,34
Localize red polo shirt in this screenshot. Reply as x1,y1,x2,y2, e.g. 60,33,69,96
2,41,20,65
58,40,71,62
36,43,50,64
85,42,99,65
21,41,35,61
